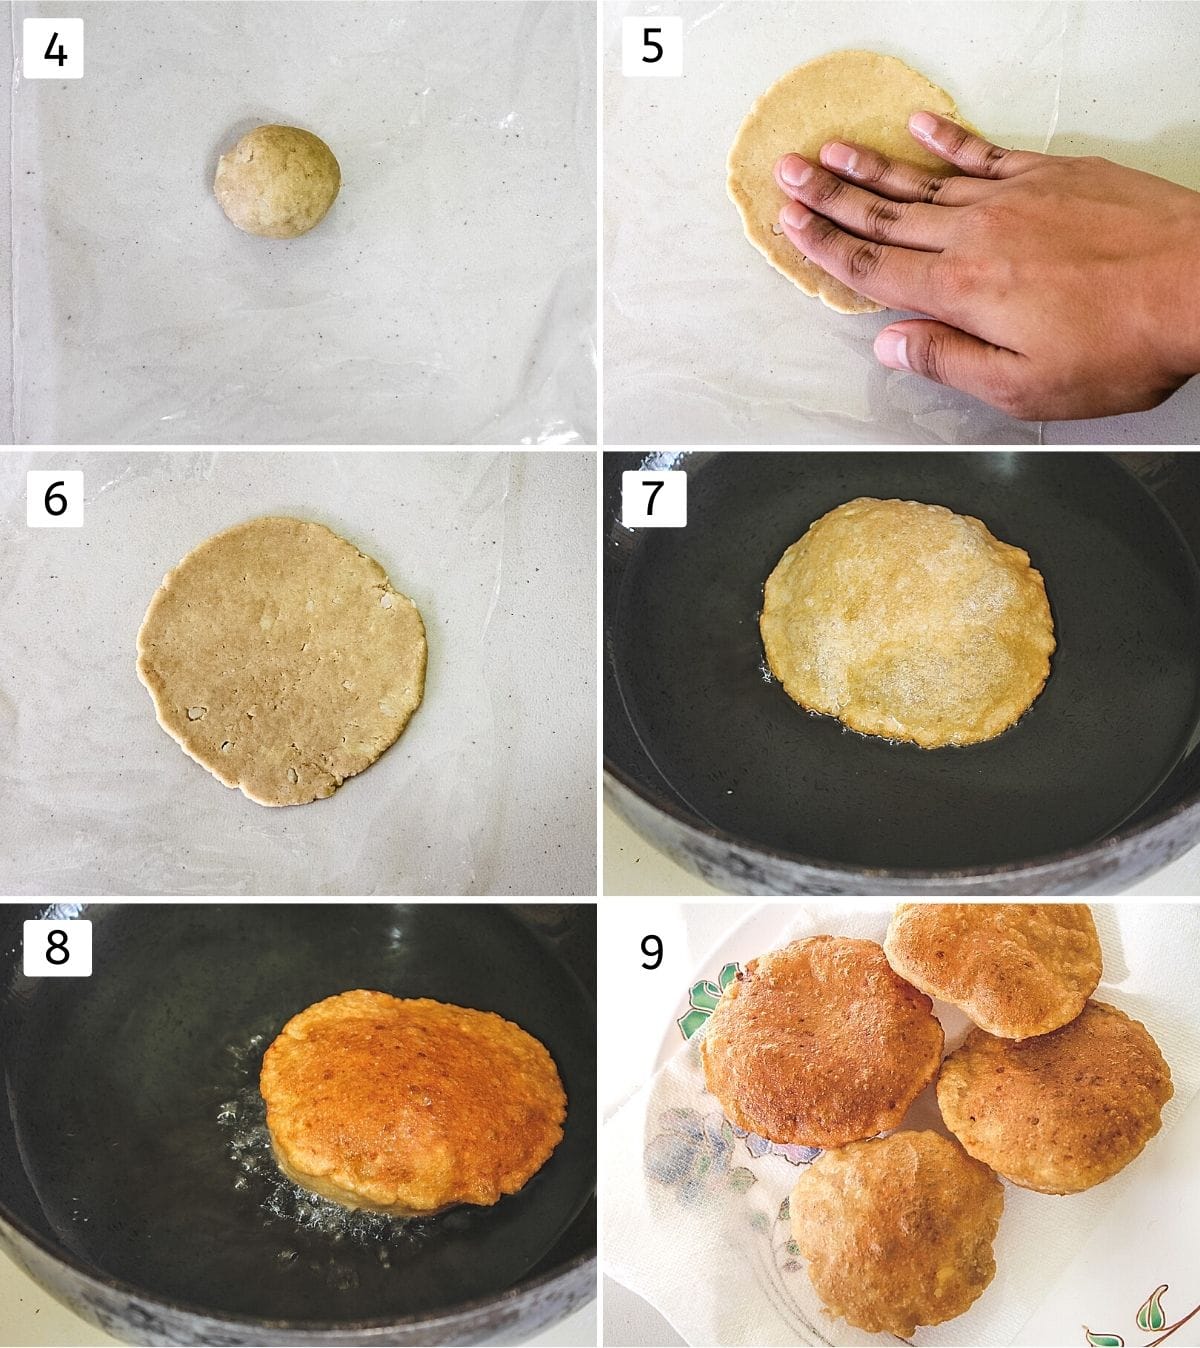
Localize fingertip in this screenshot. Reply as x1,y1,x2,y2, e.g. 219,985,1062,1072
874,327,911,371
820,141,858,174
909,111,939,142
780,200,812,232
775,154,812,189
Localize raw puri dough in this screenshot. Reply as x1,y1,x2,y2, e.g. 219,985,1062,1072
728,50,972,314
214,124,341,239
760,498,1055,748
137,516,426,806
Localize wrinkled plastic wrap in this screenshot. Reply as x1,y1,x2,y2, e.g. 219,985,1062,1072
604,1,1200,445
7,1,596,444
0,451,597,895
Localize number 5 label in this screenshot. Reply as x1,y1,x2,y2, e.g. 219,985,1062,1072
23,920,93,977
22,18,85,79
622,470,687,528
622,17,682,77
27,470,84,527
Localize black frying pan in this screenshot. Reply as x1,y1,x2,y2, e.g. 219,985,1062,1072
605,451,1200,893
0,904,595,1346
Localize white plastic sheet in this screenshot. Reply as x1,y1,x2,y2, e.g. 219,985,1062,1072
7,1,596,444
604,1,1200,445
0,450,597,895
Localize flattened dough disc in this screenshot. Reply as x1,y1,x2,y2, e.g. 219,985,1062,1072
137,516,426,806
760,497,1055,748
728,49,971,314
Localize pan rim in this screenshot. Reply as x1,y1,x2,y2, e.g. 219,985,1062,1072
604,756,1200,884
0,1201,596,1335
0,902,597,1335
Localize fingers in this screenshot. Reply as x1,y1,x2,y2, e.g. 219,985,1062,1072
875,319,1032,418
775,155,945,250
777,201,938,313
816,141,991,206
908,111,1044,180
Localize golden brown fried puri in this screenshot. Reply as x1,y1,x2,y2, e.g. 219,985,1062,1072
790,1130,1003,1336
699,935,944,1147
938,999,1172,1194
260,990,566,1215
884,903,1102,1039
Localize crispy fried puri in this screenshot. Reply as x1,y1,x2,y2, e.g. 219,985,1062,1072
884,903,1102,1039
699,936,944,1147
790,1130,1003,1337
938,1000,1172,1194
260,990,566,1216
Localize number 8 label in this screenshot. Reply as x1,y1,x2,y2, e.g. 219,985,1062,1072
23,920,93,977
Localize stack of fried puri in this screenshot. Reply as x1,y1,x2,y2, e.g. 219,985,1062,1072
699,905,1173,1338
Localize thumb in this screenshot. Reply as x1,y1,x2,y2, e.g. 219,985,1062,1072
874,320,1029,418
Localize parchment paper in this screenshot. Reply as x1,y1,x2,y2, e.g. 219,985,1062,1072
7,1,596,444
604,1,1200,445
0,451,597,895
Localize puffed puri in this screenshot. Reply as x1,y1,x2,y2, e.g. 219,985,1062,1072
699,935,944,1147
260,990,567,1216
790,1130,1004,1337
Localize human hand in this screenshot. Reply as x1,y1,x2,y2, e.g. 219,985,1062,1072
773,113,1200,420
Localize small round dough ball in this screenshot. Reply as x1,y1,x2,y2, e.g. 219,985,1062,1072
214,124,341,239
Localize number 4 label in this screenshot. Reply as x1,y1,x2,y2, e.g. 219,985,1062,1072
27,470,84,527
622,17,682,77
23,920,93,977
22,18,84,79
622,470,687,528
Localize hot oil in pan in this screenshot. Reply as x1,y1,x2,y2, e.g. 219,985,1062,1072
612,453,1200,870
217,1027,437,1288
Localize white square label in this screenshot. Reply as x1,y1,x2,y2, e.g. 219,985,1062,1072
27,470,84,527
23,920,93,977
622,17,682,77
622,470,687,528
22,18,84,78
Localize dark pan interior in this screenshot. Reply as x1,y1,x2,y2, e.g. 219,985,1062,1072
0,904,596,1325
606,452,1200,870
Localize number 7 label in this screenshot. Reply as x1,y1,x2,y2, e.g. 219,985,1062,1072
621,470,687,528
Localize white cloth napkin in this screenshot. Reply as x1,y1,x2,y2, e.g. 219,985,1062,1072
603,903,1200,1347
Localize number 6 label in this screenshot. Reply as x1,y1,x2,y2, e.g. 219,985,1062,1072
23,920,93,977
27,470,84,527
621,17,682,77
622,470,687,528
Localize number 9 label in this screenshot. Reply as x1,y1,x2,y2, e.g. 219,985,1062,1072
23,920,93,977
622,470,687,528
621,17,683,77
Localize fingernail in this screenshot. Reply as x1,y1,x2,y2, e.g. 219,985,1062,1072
910,111,939,141
822,142,858,173
875,329,911,370
778,154,811,187
780,201,812,230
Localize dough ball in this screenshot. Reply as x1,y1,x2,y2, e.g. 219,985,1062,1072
790,1131,1003,1336
214,124,341,239
700,935,944,1148
136,516,426,806
260,990,567,1215
760,497,1055,748
728,49,973,313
